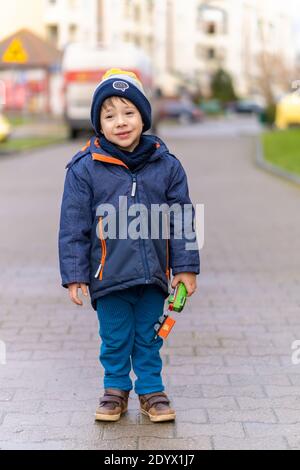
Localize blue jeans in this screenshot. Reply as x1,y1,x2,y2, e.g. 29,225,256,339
96,284,166,395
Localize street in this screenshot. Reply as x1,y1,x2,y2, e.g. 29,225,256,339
0,121,300,450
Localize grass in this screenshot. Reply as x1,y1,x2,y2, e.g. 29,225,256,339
262,128,300,176
3,114,35,127
0,136,67,153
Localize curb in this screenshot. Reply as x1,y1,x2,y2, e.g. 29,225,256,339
255,136,300,186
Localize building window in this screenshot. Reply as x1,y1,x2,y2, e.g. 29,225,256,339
198,6,227,35
207,48,215,60
69,24,78,42
134,4,141,22
47,24,59,46
147,0,154,16
206,22,216,35
196,45,225,63
124,0,131,19
134,35,141,47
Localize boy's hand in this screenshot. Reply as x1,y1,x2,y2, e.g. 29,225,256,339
171,272,197,297
68,283,89,306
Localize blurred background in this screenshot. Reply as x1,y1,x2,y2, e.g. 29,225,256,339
1,0,300,451
0,0,300,145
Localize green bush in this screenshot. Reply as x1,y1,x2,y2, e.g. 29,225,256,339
211,68,237,105
260,104,276,126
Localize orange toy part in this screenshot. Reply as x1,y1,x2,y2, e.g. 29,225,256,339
158,316,176,339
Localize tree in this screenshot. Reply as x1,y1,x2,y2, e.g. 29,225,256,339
255,51,296,125
211,68,237,104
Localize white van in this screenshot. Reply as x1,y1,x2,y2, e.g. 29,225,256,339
62,43,153,139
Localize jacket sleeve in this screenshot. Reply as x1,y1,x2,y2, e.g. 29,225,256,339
58,163,93,288
166,160,200,276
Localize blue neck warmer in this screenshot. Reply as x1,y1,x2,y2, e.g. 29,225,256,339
100,135,157,172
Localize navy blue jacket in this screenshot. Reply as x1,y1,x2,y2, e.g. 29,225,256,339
58,135,200,310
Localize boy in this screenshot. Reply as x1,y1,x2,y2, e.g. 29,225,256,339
59,69,200,423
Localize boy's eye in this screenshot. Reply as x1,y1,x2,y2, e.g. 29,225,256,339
126,111,134,115
105,115,113,119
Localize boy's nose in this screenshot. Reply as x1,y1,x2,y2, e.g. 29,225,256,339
116,114,126,126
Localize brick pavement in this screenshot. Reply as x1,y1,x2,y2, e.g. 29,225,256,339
0,132,299,450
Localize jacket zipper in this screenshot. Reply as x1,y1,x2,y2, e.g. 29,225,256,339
94,216,107,280
131,175,137,197
165,213,170,281
130,172,151,283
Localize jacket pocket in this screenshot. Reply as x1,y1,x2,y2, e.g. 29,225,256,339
151,211,170,282
94,216,107,280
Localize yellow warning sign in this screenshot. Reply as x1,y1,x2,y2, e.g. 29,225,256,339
2,38,28,64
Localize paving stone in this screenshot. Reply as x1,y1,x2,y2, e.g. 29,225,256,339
138,437,212,450
229,374,291,386
264,386,300,398
169,374,229,386
286,435,300,449
274,408,300,424
213,436,288,450
238,397,300,410
207,408,277,424
2,412,71,427
103,423,175,440
202,385,266,399
169,355,224,366
176,423,245,438
244,423,300,438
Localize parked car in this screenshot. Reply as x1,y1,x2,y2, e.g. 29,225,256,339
0,114,11,142
158,100,204,124
275,93,300,129
227,100,265,115
199,99,222,115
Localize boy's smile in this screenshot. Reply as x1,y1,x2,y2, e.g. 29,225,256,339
100,97,144,152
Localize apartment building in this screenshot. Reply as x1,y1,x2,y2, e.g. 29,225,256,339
191,0,296,97
0,0,45,39
43,0,99,47
0,0,297,98
83,0,297,98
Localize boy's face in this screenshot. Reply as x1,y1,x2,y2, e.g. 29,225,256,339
100,97,143,152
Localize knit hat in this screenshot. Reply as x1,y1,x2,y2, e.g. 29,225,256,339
90,68,152,135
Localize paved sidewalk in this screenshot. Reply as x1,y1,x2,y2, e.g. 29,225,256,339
0,132,299,450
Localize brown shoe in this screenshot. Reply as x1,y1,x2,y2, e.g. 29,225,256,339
95,389,129,422
139,392,176,422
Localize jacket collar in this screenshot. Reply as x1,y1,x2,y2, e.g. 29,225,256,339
89,135,168,169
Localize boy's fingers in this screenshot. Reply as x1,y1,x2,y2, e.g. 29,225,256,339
69,285,83,306
80,284,89,297
171,277,180,288
73,296,83,306
187,284,197,296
